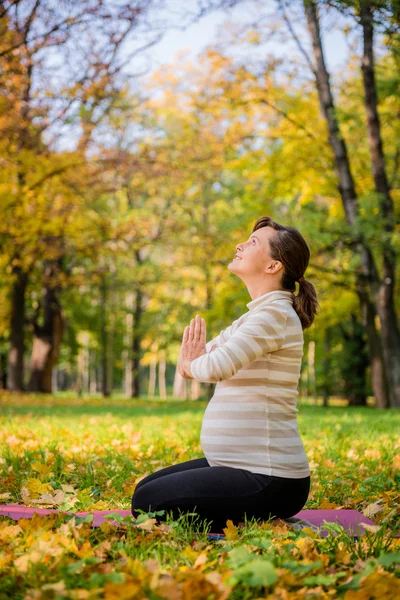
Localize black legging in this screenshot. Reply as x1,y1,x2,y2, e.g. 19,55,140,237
131,457,311,533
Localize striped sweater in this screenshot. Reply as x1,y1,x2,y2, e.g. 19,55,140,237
190,289,310,478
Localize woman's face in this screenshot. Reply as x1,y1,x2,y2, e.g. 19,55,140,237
228,226,282,282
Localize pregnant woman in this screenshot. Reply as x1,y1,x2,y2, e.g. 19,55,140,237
131,215,320,533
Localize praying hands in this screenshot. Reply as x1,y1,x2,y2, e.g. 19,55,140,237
178,315,207,379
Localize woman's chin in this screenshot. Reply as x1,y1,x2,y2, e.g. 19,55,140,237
228,260,241,268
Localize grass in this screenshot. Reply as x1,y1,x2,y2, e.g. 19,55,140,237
0,392,399,599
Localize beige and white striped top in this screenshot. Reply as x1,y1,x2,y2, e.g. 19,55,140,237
190,289,310,478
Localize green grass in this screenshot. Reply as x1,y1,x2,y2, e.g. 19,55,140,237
0,393,399,599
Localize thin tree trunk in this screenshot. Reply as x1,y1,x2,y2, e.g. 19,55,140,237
124,293,134,397
322,327,331,407
158,350,167,399
8,44,34,392
8,267,28,391
90,349,97,394
360,3,400,407
41,303,64,393
148,352,157,398
107,291,115,397
340,314,369,406
0,349,7,389
28,261,64,393
83,334,89,394
131,283,143,399
303,0,390,407
100,275,110,397
308,339,317,405
359,288,388,408
77,331,89,395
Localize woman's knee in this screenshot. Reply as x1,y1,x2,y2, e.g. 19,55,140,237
134,475,151,493
131,481,162,516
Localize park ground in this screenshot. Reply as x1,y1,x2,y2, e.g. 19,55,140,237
0,393,399,599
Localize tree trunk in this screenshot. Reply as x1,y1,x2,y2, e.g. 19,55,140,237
124,293,134,397
8,41,33,392
322,327,331,407
303,0,391,407
28,262,64,393
90,349,98,394
308,339,317,405
148,352,157,398
0,350,7,389
131,283,143,399
340,314,369,406
77,332,90,395
360,3,400,407
300,349,309,402
107,291,115,397
8,267,28,391
359,287,389,408
158,350,167,399
100,276,110,397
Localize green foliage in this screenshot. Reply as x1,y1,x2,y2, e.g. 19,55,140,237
0,395,399,597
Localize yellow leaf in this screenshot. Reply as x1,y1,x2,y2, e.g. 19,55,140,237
193,552,208,568
72,541,94,559
0,551,13,570
293,537,321,562
23,478,53,499
222,519,238,540
136,517,157,532
103,580,142,600
0,523,23,541
392,454,400,470
14,550,42,573
361,522,382,533
31,489,66,506
362,499,385,518
319,499,341,509
152,575,182,600
31,462,52,478
301,526,317,537
335,541,352,565
355,571,400,599
181,545,198,562
180,570,222,600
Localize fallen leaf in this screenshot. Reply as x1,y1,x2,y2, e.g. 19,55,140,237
223,519,238,541
135,517,157,531
361,522,382,533
23,478,54,499
31,489,66,506
31,462,53,478
14,550,42,573
362,499,385,518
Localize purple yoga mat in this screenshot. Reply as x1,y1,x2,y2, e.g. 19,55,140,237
0,504,379,537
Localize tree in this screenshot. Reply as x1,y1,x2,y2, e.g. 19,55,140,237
300,0,399,407
0,0,161,391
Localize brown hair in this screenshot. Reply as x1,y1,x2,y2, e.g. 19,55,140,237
252,216,320,330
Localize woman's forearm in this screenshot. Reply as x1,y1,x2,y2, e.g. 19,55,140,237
178,351,193,379
181,357,193,379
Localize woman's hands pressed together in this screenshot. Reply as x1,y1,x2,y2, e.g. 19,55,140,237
178,314,207,379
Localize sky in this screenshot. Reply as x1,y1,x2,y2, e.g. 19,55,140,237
47,0,365,150
139,0,353,83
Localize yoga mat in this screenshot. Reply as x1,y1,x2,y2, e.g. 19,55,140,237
0,504,380,538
